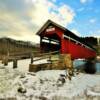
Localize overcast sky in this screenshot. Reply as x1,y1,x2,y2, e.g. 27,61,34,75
0,0,100,43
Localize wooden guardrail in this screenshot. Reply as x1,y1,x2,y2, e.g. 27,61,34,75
1,50,60,68
29,53,73,74
30,50,60,64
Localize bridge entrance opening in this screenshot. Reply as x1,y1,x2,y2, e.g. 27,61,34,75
40,33,61,53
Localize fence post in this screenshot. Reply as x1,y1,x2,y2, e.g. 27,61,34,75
30,53,34,64
13,59,17,68
63,54,74,80
2,55,8,66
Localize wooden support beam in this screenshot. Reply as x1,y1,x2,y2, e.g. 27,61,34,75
13,59,17,68
30,53,34,64
49,38,51,52
40,37,43,52
2,54,9,66
4,59,8,66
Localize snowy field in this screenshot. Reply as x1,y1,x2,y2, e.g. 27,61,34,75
0,59,100,100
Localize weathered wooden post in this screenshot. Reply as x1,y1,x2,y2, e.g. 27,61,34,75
64,54,73,69
48,52,52,62
2,52,9,66
30,53,34,64
63,54,73,80
13,59,17,68
3,57,8,66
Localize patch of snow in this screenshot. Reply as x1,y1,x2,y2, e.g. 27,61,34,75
87,89,100,96
33,58,48,65
0,59,100,100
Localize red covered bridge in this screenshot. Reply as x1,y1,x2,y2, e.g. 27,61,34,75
36,20,96,60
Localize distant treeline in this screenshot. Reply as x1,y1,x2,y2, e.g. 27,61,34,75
0,37,39,55
80,37,98,46
80,37,100,54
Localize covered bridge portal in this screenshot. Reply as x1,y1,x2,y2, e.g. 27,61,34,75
37,20,96,59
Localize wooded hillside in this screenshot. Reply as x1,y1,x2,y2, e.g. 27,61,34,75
0,37,39,56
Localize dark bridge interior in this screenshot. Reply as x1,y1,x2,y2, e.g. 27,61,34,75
40,33,61,52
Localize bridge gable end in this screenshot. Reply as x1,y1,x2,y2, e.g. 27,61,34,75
36,20,66,38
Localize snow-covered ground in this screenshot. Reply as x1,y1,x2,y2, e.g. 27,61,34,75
0,59,31,72
0,58,48,72
0,59,100,100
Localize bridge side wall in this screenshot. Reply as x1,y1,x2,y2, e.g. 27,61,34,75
61,39,96,59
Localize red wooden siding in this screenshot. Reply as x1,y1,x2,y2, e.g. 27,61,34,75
61,39,96,59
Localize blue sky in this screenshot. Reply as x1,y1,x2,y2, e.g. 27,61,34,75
0,0,100,43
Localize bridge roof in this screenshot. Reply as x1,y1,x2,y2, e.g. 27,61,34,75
36,20,95,51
